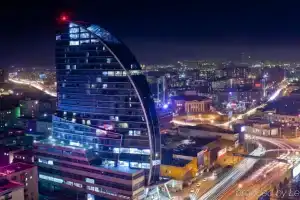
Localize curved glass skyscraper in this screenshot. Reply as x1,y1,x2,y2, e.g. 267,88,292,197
36,16,161,200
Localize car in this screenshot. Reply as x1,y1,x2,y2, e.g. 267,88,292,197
197,183,201,187
190,189,195,193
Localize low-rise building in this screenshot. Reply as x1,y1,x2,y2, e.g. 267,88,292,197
243,122,279,137
0,163,38,200
0,178,24,200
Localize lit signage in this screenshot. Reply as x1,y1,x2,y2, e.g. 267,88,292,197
241,126,245,132
293,163,300,177
218,148,227,157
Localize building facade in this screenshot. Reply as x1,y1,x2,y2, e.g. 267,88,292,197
0,163,38,200
0,179,24,200
172,95,211,114
35,16,161,200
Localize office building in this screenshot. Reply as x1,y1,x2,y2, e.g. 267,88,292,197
0,69,7,83
35,15,160,200
20,98,56,119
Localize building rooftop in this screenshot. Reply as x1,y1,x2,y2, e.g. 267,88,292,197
0,162,35,176
172,95,209,101
0,178,23,194
179,124,236,134
162,134,217,157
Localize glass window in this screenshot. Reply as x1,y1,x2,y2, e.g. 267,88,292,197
65,65,70,70
108,71,114,76
115,71,122,76
130,162,141,168
70,41,79,46
141,163,150,169
85,178,95,184
102,84,107,89
119,161,129,167
96,77,102,82
119,123,128,128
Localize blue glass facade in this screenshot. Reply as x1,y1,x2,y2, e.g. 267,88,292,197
53,20,160,185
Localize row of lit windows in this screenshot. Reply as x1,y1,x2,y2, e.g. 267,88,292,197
39,173,130,199
103,160,150,169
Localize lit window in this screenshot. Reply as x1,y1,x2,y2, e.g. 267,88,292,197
71,118,76,123
119,161,129,167
108,71,114,76
102,71,108,76
70,41,79,46
96,77,102,82
130,162,141,168
82,119,86,124
72,65,76,70
87,120,91,125
115,116,119,121
113,148,120,153
115,71,122,76
66,65,70,70
102,84,107,89
48,160,54,165
129,148,141,154
141,163,150,169
74,183,82,188
85,178,95,184
107,58,112,64
134,130,141,136
129,130,133,136
119,123,128,128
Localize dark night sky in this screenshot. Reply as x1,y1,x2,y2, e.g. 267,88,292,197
2,0,300,67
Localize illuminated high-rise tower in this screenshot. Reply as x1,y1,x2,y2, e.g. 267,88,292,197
35,15,161,200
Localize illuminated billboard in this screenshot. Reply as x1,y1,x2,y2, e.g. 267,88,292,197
217,148,227,157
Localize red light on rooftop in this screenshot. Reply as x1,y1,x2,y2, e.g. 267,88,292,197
59,13,69,22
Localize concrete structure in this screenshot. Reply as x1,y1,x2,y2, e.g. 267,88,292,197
177,125,239,141
172,95,211,114
243,122,279,136
0,163,38,200
0,178,24,200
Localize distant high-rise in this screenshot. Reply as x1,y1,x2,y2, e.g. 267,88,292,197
0,69,7,83
35,15,161,200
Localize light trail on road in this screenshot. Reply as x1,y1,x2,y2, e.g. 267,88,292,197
9,78,57,97
198,143,265,200
219,135,295,200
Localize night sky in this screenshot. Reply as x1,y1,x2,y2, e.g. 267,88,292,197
2,0,300,67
